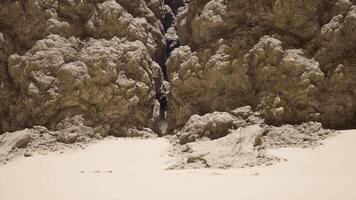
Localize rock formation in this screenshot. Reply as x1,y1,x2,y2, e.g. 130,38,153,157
0,0,171,135
171,107,333,169
0,0,351,169
167,0,356,132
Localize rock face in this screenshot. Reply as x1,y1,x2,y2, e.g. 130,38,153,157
0,0,170,135
167,0,356,132
0,32,15,133
0,0,355,138
8,35,160,136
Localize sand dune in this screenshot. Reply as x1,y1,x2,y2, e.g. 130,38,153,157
0,131,355,200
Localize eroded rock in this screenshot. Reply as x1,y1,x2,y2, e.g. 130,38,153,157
178,112,241,144
0,129,32,159
179,125,271,169
167,0,356,131
0,0,170,135
177,108,264,144
171,108,334,169
7,35,160,135
261,122,334,148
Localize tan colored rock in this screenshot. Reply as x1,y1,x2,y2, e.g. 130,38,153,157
7,35,161,135
261,122,334,148
166,42,253,132
246,36,325,125
0,129,32,159
167,0,356,131
0,0,170,135
183,125,265,168
178,111,248,144
177,107,266,144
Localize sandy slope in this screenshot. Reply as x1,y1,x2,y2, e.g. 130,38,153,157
0,131,356,200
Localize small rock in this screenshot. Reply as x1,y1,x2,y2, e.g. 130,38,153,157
24,152,33,157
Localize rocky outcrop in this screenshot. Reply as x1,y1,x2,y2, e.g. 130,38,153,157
0,0,165,60
178,112,241,144
172,107,334,169
183,125,267,169
167,0,356,132
178,106,263,144
261,122,333,148
0,0,171,134
8,35,160,136
0,0,354,142
0,115,160,163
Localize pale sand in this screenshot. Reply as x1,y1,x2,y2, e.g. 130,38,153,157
0,131,356,200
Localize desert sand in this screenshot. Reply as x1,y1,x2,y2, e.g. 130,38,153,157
0,130,355,200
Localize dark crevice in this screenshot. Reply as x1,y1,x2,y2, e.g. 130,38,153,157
164,0,185,15
157,0,184,131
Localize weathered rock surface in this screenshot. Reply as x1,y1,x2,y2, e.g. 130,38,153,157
0,0,171,134
0,119,159,163
0,32,15,133
0,129,32,159
183,125,267,169
172,107,334,169
7,35,161,135
178,112,241,144
0,0,352,169
178,106,263,144
167,0,356,132
261,122,333,148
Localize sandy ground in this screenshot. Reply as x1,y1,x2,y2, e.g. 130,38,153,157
0,130,356,200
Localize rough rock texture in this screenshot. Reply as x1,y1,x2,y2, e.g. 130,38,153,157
178,106,263,144
261,122,333,148
178,112,241,144
0,129,32,159
0,32,15,133
167,0,356,132
0,126,84,163
8,35,160,136
0,115,159,164
0,0,173,134
171,107,334,169
182,125,269,169
0,1,352,170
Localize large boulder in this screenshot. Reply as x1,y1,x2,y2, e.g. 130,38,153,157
167,43,253,132
0,129,32,160
181,125,266,168
7,35,162,135
177,107,264,144
246,36,325,125
178,112,243,144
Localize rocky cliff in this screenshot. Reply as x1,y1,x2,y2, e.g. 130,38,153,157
167,0,356,132
0,0,170,135
0,0,355,137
